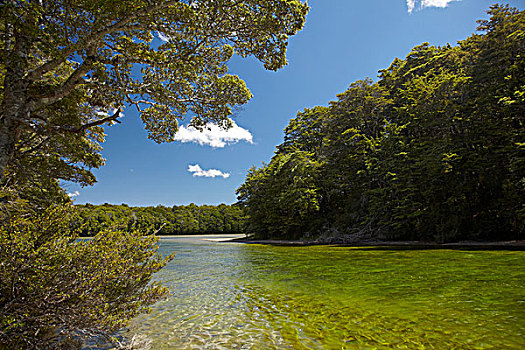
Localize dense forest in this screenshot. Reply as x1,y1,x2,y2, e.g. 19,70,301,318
71,203,246,236
237,5,524,243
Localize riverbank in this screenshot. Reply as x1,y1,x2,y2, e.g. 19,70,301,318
226,237,525,250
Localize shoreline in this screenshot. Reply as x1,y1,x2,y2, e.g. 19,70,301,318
224,237,525,250
78,234,525,250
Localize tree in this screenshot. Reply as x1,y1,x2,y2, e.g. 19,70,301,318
0,0,309,181
321,79,393,239
276,106,328,157
237,151,322,239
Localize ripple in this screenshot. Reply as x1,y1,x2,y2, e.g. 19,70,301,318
113,238,525,349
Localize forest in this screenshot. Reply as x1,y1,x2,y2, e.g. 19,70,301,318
237,5,524,243
71,203,246,236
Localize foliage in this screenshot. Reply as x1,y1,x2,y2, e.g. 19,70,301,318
0,1,308,347
71,203,246,236
0,58,106,209
0,0,308,186
237,151,322,239
238,5,524,242
0,205,173,349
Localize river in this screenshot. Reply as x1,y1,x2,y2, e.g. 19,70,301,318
121,235,524,349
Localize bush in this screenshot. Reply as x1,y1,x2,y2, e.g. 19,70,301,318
0,205,173,349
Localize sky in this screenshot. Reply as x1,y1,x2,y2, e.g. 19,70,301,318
67,0,524,207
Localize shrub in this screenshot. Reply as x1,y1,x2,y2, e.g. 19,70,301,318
0,205,173,349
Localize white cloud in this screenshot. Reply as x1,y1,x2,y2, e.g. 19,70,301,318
174,119,253,148
407,0,416,13
156,31,170,42
422,0,457,8
407,0,459,13
188,164,230,179
67,191,80,198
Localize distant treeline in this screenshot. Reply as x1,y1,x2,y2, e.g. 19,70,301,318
237,5,524,242
71,203,246,236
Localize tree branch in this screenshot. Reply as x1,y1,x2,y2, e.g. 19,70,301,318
52,107,122,134
24,1,180,82
29,57,94,110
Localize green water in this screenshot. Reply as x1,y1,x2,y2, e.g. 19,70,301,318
126,236,525,349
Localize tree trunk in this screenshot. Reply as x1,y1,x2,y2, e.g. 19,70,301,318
0,66,29,181
0,28,30,182
0,70,27,181
0,116,20,180
0,66,30,181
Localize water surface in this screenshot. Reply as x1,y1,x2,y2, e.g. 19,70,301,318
126,236,525,349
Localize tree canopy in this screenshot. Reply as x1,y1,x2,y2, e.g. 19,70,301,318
71,202,246,236
237,4,524,243
0,0,308,205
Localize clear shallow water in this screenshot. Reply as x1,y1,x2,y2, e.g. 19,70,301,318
125,236,525,349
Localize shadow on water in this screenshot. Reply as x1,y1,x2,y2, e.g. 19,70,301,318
235,240,525,251
336,244,525,251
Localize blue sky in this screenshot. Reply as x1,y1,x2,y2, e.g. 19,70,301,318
67,0,524,206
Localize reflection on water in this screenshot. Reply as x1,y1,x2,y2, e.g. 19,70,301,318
123,236,525,349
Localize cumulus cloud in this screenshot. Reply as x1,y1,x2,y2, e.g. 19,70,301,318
407,0,459,13
188,164,230,179
67,191,80,198
174,119,253,148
